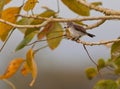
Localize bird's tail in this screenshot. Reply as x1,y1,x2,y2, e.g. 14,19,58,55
87,33,95,38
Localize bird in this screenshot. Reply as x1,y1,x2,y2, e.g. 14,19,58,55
66,22,95,41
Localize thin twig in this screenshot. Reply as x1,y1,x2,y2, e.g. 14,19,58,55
86,19,106,30
3,79,16,89
27,35,65,46
83,45,97,66
83,44,102,78
0,28,15,52
34,45,48,54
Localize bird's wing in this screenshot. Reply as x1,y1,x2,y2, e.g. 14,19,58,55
73,24,87,34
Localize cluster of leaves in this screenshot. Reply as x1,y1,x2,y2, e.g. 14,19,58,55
85,38,120,89
0,0,93,87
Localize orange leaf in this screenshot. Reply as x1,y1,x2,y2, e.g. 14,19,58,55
21,49,37,86
0,58,24,79
0,7,21,41
21,62,30,76
29,59,37,86
23,0,38,12
37,22,54,40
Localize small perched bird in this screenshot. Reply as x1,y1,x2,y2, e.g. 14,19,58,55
66,22,95,40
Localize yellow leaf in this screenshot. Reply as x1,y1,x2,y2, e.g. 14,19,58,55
0,7,21,41
0,58,24,79
37,22,54,40
21,49,37,86
61,0,90,16
23,0,38,12
0,1,5,17
29,59,37,86
46,22,64,50
26,49,34,70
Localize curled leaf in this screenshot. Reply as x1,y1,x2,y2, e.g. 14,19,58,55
21,49,37,86
0,58,24,79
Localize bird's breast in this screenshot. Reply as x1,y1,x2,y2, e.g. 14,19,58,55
68,27,85,38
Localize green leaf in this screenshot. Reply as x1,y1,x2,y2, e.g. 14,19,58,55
15,33,35,51
111,37,120,60
97,58,105,70
17,18,34,34
25,9,56,37
61,0,90,16
94,80,118,89
114,56,120,68
46,22,64,50
91,2,102,6
85,67,97,80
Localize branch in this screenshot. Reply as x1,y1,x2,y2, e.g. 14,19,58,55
18,15,120,22
76,39,120,46
77,0,120,15
0,15,120,29
0,18,50,28
86,19,106,30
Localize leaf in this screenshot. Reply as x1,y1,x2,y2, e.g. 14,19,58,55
111,37,120,60
15,33,35,51
21,49,37,86
17,18,34,34
46,22,64,50
94,80,118,89
29,59,37,86
25,9,56,37
0,1,5,17
23,0,38,12
0,58,24,79
85,67,97,80
37,22,54,40
21,62,30,76
61,0,90,16
91,2,102,6
97,58,105,70
0,7,21,41
26,49,34,70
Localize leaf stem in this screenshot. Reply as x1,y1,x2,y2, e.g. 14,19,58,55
0,28,15,52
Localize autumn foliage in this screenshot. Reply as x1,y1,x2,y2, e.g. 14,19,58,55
1,0,120,89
